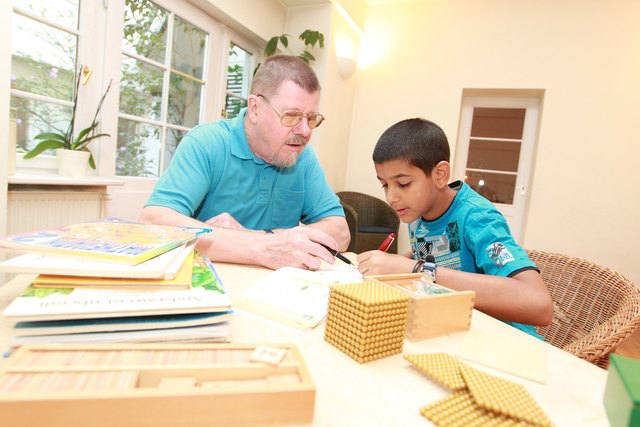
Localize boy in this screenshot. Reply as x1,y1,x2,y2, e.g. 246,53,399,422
356,118,553,338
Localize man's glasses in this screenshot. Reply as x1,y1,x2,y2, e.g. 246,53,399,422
257,94,325,129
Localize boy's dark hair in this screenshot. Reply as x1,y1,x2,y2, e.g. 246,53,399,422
373,118,450,175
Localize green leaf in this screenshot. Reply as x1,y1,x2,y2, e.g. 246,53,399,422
82,147,97,170
74,132,110,151
34,132,68,143
22,140,66,159
300,30,324,49
279,34,289,48
299,51,315,63
73,123,100,147
265,36,279,57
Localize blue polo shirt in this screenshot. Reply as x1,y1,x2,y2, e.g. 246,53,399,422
145,110,343,229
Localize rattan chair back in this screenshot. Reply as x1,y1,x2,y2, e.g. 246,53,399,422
527,249,640,369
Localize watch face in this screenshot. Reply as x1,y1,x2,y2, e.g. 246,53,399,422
420,262,437,283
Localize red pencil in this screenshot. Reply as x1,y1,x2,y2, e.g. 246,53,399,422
378,233,396,252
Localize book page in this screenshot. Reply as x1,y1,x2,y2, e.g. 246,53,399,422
234,266,363,330
0,242,194,279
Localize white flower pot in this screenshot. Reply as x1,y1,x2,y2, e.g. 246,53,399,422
56,149,90,178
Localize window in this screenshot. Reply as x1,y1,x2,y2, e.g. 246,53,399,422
10,0,80,154
117,0,210,178
8,0,258,180
224,43,253,119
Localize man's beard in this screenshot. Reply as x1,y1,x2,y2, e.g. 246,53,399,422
269,135,307,168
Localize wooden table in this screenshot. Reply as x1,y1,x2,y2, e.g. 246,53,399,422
0,262,611,427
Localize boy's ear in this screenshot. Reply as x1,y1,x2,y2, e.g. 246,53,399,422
431,161,451,189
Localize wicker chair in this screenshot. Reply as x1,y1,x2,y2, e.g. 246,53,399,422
527,249,640,369
337,191,400,254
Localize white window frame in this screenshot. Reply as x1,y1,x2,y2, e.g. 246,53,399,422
10,0,107,174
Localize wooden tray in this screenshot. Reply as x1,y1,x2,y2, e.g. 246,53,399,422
0,343,315,427
369,273,475,341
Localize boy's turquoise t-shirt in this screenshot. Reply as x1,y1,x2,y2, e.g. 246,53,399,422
145,110,344,229
409,181,544,340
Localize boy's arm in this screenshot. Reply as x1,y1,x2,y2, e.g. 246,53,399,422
356,251,553,326
434,267,553,326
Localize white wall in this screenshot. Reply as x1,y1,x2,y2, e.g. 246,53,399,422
344,0,640,283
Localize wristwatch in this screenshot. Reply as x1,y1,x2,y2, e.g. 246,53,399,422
419,254,437,283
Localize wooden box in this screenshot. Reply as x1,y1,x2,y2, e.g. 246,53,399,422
0,343,315,427
369,273,475,341
604,354,640,427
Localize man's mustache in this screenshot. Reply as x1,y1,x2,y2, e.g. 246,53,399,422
286,136,307,146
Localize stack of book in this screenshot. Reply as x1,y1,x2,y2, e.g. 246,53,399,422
0,218,233,348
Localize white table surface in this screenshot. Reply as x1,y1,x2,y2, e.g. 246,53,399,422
0,261,611,427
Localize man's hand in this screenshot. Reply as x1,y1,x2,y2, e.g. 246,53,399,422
258,226,339,271
205,213,246,230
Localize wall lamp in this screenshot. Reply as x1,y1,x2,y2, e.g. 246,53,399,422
336,56,357,79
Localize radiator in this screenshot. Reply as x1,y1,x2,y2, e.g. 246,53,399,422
7,190,104,234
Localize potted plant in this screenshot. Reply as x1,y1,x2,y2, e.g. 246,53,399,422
254,30,325,74
23,65,112,177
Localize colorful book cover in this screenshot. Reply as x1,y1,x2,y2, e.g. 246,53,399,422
0,217,211,265
3,254,230,321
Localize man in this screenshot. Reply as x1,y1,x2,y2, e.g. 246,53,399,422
140,55,350,270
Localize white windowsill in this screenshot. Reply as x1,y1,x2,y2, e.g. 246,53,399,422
9,153,124,187
8,173,125,187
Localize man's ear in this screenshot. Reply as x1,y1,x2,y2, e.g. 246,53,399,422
432,161,451,189
246,95,259,123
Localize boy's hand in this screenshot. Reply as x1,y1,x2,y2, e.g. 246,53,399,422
356,250,415,275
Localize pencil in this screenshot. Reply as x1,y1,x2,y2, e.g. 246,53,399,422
320,244,353,266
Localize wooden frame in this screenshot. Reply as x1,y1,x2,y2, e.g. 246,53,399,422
369,273,476,341
0,343,315,427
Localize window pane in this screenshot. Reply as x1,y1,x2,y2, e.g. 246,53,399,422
164,128,186,173
122,0,167,64
12,0,79,29
225,95,246,119
119,55,163,120
465,171,516,205
116,118,161,177
11,14,76,100
467,139,521,172
225,43,252,119
168,73,202,127
11,96,72,152
470,108,525,139
172,16,206,80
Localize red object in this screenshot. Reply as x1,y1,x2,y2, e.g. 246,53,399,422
378,233,396,252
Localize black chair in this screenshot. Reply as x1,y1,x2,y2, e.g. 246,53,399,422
337,191,400,254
